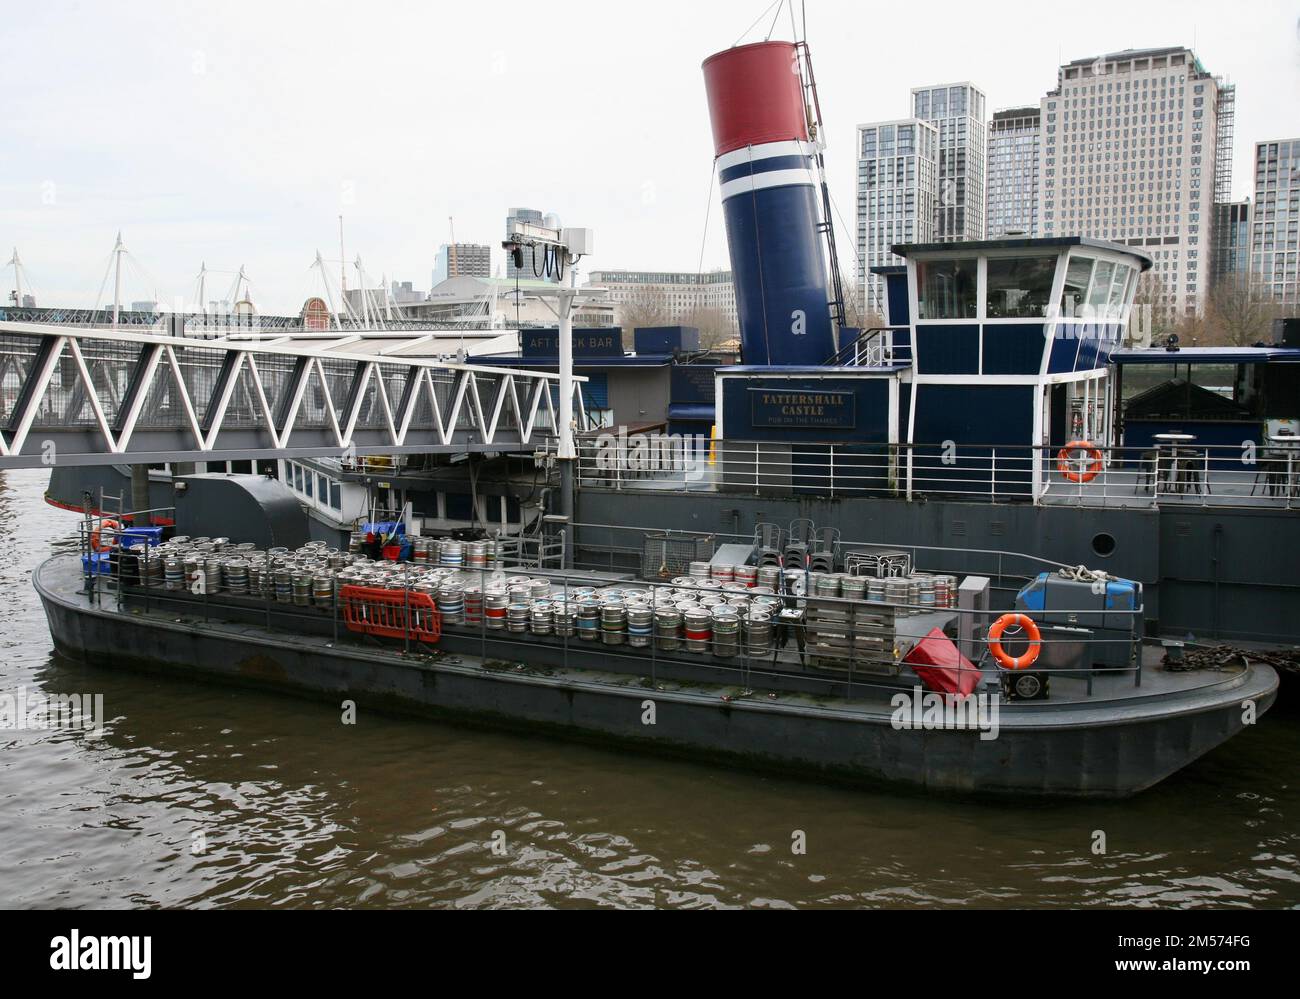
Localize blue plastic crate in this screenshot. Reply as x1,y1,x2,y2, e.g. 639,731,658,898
81,552,113,575
121,526,164,548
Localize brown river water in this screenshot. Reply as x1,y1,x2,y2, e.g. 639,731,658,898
1,467,1298,909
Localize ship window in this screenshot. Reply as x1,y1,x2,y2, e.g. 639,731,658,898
985,255,1056,318
330,483,342,510
445,491,473,521
304,471,313,498
1060,256,1095,317
916,258,978,319
1106,265,1133,316
317,474,328,501
1087,261,1116,311
1091,532,1117,558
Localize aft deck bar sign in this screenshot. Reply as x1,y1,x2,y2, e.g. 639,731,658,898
750,388,856,430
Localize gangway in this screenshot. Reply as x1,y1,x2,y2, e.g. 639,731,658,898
0,320,587,468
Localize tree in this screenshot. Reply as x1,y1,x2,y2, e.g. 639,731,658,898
616,286,672,352
679,306,736,352
1130,271,1176,342
617,286,670,329
1203,274,1284,347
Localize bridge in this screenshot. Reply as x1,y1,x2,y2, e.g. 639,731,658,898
0,321,585,468
0,304,546,334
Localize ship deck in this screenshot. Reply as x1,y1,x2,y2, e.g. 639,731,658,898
36,555,1271,723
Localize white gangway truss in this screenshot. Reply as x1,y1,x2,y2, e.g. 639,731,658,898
0,322,587,468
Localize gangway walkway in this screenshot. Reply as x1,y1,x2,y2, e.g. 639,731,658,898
0,321,586,467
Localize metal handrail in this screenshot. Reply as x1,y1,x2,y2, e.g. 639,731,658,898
575,438,1299,510
823,326,894,367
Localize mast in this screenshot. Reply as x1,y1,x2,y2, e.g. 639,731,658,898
197,261,207,315
338,216,347,301
314,250,342,329
7,248,21,307
354,256,368,326
112,231,124,328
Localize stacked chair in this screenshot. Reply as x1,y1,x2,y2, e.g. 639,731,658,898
753,522,784,568
809,527,839,574
783,518,816,569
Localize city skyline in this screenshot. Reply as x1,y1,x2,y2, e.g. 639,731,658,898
1,0,1297,314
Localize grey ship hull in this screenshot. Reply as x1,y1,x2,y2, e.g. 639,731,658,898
36,555,1278,798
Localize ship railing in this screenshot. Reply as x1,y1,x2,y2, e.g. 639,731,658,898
313,454,408,477
576,438,1299,511
100,548,1147,704
822,327,911,368
555,517,1146,698
75,506,1148,703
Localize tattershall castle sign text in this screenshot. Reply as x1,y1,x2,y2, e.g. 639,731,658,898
750,389,856,430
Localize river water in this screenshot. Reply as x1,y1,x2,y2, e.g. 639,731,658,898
1,467,1298,909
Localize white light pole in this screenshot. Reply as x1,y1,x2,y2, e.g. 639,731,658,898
557,256,577,464
501,223,592,569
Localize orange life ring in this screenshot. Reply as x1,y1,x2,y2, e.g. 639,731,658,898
988,613,1042,670
90,518,122,552
1057,440,1104,483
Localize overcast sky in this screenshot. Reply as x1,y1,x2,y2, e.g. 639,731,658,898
3,0,1298,314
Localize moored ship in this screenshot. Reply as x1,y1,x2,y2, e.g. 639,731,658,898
21,32,1297,796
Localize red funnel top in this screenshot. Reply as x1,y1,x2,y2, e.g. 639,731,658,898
702,41,808,157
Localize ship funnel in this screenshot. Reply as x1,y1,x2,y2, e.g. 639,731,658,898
702,41,834,366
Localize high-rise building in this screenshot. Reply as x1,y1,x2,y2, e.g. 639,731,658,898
1251,138,1300,305
1211,200,1252,289
911,83,987,241
855,119,939,317
583,269,737,331
986,107,1041,237
433,243,490,286
389,280,424,305
1039,47,1231,318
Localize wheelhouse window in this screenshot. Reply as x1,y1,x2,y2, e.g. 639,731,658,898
1087,261,1116,314
985,255,1056,318
1106,264,1133,318
1060,256,1094,317
916,258,978,319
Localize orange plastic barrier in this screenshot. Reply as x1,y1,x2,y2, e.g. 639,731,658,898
339,585,442,645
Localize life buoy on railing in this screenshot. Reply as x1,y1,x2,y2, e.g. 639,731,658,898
90,518,122,552
988,613,1042,670
1057,440,1104,483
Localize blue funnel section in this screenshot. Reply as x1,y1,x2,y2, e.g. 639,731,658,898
718,149,835,366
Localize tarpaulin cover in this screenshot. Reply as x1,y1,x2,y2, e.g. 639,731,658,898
903,627,980,698
701,41,808,156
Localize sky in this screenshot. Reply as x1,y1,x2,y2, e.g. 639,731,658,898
2,0,1298,314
